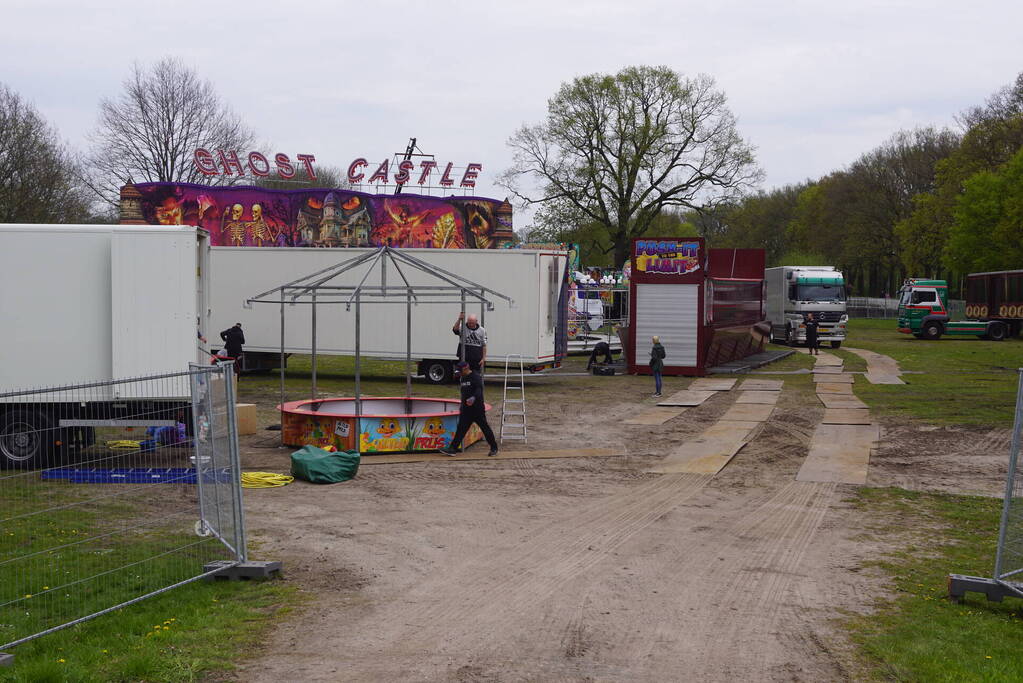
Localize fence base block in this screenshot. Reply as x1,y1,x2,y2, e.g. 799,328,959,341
204,560,282,581
948,574,1023,602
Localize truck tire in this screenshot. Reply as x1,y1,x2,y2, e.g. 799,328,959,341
423,360,453,385
0,408,59,469
988,322,1007,341
922,321,943,340
830,341,842,349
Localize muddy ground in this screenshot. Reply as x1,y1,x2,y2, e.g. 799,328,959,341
228,359,1007,682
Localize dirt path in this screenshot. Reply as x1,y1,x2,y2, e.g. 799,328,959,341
230,370,1003,681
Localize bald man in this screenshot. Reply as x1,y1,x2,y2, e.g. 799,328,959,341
452,312,487,374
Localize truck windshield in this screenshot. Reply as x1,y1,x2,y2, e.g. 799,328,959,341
796,284,845,302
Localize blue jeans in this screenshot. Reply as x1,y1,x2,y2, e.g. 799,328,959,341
654,370,662,394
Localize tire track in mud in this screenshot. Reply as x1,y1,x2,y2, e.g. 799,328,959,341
593,480,837,679
324,472,714,673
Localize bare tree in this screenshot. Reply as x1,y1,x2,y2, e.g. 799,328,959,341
0,83,93,223
501,66,761,267
86,57,255,207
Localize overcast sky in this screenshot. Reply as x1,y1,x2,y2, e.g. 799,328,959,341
2,0,1020,226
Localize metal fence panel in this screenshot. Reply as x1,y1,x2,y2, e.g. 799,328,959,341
0,365,244,651
994,370,1023,588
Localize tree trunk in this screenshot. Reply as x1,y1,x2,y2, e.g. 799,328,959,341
614,239,631,269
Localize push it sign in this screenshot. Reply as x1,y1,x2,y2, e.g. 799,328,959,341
634,239,701,274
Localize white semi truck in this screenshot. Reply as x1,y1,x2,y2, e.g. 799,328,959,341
765,266,848,348
208,247,569,384
0,224,210,468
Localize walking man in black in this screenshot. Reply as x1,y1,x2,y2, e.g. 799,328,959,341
220,322,245,372
804,313,820,356
440,361,499,457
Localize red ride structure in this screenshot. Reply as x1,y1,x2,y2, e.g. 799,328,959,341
627,238,767,376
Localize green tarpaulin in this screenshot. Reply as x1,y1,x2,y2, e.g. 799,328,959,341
290,445,360,484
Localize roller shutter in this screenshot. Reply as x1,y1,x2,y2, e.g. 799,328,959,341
635,284,699,366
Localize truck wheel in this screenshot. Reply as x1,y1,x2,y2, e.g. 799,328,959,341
988,322,1007,341
0,409,58,469
423,360,453,385
830,341,842,349
922,321,943,340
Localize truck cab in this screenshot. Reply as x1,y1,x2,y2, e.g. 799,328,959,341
765,266,848,348
898,278,1007,340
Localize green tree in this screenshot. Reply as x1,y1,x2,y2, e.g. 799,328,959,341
503,65,760,267
945,147,1023,273
0,83,93,223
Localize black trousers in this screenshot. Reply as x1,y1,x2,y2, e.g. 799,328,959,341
587,343,614,369
450,407,497,450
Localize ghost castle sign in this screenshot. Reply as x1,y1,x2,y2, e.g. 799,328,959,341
194,149,484,189
119,182,514,249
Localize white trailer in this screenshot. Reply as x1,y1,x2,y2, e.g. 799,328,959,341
0,225,210,467
765,265,848,348
209,247,568,383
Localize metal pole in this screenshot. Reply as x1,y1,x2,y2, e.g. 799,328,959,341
406,288,413,399
994,368,1023,580
311,293,317,400
279,290,285,442
460,289,467,362
479,288,485,377
355,291,362,419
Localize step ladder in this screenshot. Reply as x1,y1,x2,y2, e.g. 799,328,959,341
500,354,528,443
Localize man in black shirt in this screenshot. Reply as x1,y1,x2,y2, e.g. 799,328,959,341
219,323,246,372
439,361,499,457
804,313,820,356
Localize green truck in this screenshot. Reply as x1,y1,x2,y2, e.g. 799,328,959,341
897,278,1011,340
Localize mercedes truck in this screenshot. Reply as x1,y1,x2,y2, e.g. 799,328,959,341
765,266,847,348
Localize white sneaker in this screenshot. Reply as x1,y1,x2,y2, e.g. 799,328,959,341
653,393,662,398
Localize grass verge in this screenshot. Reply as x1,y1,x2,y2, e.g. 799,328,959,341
839,319,1021,427
848,487,1023,681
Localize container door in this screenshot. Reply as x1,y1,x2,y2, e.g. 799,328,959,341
634,283,699,367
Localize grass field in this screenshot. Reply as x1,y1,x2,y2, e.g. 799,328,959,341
0,478,296,682
826,319,1020,427
848,488,1023,682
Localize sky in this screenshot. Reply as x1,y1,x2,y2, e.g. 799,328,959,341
2,0,1021,228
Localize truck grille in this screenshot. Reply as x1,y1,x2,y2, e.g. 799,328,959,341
813,311,844,322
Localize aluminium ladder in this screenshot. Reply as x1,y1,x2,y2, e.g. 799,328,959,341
500,354,528,443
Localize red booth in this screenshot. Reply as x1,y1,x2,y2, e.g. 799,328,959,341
627,238,766,377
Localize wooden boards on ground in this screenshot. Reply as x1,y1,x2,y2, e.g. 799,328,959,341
737,379,783,391
822,409,872,425
736,391,780,405
688,378,737,392
624,407,686,425
657,390,715,407
796,423,878,484
647,421,760,475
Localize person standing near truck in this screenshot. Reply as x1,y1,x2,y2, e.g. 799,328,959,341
452,312,487,373
440,361,499,457
220,322,245,372
804,313,820,356
649,336,666,397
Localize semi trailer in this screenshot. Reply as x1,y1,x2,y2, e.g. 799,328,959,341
898,278,1013,340
0,225,210,468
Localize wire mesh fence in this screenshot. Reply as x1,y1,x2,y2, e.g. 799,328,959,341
846,296,966,319
994,369,1023,592
0,364,244,651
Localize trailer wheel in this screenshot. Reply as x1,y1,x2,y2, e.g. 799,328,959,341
988,322,1007,341
0,409,59,469
922,321,943,340
423,360,453,385
830,341,842,349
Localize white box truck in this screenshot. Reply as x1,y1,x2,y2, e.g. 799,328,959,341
0,225,210,468
765,266,848,348
208,247,568,383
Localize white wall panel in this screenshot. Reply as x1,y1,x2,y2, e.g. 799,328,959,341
635,284,699,366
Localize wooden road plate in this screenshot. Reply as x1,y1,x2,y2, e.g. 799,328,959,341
816,394,868,409
796,423,878,484
720,403,775,422
688,378,738,392
657,390,716,407
822,409,873,425
816,383,854,394
647,421,760,474
813,373,854,383
361,447,619,464
737,379,783,391
736,391,780,405
864,373,905,385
